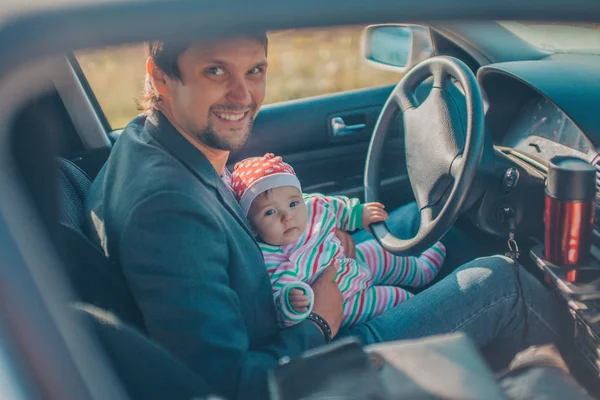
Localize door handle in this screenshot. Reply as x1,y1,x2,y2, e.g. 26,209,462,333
331,117,366,137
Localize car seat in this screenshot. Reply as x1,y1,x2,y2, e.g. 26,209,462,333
57,157,216,398
56,157,145,330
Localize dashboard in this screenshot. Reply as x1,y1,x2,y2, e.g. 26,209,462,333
479,57,600,167
500,97,593,162
470,59,600,241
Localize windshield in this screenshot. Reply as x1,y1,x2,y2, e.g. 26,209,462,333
499,21,600,55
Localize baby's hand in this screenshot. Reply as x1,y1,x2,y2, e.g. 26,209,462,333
362,202,388,233
289,288,310,313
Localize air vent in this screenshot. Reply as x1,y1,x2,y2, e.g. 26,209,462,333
592,155,600,231
594,155,600,195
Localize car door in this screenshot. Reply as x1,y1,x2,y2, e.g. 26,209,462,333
231,84,410,208
74,25,414,209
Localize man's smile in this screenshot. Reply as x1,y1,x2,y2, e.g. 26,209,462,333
213,110,249,122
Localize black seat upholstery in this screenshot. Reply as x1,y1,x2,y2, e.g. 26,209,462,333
76,304,214,399
58,158,92,234
56,158,145,330
56,158,217,398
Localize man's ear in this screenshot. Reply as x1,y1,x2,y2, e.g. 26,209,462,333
146,58,169,98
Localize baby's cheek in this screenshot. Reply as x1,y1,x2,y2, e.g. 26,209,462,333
256,225,272,241
301,208,309,227
250,217,268,238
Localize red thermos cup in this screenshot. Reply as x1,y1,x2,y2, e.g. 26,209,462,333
544,156,596,282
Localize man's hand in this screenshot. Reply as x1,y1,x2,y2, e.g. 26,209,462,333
362,202,388,233
310,266,343,338
289,288,310,313
334,229,356,259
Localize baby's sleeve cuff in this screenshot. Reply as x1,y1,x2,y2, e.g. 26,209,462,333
278,282,314,325
352,203,364,230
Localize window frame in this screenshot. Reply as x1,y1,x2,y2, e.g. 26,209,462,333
67,53,113,133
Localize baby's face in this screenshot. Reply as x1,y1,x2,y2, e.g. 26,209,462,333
248,186,308,246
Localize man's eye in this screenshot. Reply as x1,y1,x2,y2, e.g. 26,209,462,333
290,201,299,208
206,66,225,76
265,209,276,216
249,66,263,75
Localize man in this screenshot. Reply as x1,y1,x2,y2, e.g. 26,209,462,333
86,33,560,399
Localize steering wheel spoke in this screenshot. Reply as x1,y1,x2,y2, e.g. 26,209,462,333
450,154,464,179
432,68,448,89
365,56,486,256
392,86,418,111
419,207,434,229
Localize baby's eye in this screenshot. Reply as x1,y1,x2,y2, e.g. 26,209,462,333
265,209,276,216
290,201,299,208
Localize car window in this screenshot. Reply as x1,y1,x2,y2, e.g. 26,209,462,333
499,21,600,55
76,26,402,129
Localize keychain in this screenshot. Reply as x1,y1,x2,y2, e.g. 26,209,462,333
502,207,520,260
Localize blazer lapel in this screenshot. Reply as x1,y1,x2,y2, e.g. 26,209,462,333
213,177,255,236
145,111,258,243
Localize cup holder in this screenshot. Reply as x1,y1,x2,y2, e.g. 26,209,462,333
572,267,600,285
529,244,600,302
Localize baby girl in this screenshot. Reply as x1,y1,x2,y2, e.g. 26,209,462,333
231,153,446,328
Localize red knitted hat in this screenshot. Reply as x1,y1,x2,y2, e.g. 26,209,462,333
231,153,302,216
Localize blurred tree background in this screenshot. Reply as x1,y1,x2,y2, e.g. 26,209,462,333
77,25,402,129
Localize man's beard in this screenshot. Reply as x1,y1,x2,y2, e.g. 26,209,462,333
195,104,256,151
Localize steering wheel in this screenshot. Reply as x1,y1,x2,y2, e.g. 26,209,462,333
364,56,485,256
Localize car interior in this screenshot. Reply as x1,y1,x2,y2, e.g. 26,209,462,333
3,1,600,398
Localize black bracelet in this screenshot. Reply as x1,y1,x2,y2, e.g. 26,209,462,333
307,312,332,343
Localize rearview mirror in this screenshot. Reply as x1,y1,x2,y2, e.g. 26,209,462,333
361,25,433,73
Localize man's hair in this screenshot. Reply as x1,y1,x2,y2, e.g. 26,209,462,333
137,32,268,113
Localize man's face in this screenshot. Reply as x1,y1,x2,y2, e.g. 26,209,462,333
160,36,267,151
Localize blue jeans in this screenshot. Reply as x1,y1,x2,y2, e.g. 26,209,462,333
347,202,561,364
353,202,488,277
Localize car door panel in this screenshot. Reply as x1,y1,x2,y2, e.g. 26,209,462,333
279,141,410,205
228,85,413,209
230,85,394,157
